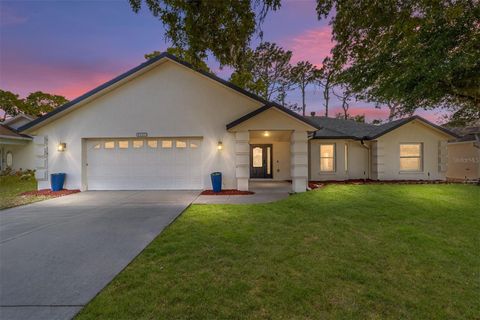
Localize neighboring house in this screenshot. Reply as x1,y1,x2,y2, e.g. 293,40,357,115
12,53,458,192
0,114,35,172
446,126,480,181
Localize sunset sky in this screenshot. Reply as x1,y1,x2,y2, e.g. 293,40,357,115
0,0,447,122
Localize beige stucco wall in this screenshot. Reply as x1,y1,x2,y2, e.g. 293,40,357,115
447,142,480,180
309,139,369,181
27,60,263,190
373,120,450,180
250,138,291,180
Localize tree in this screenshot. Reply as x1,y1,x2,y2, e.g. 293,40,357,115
333,84,353,120
0,89,68,120
316,0,480,123
145,47,210,72
290,61,317,116
0,90,24,121
23,92,69,116
317,57,337,117
229,42,293,101
129,0,281,67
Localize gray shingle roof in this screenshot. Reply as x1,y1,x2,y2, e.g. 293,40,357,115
308,116,458,140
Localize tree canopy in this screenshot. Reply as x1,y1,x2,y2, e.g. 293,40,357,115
145,47,211,72
229,42,292,101
130,0,281,67
0,90,68,120
316,0,480,123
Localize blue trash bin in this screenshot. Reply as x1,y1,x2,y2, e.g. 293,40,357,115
51,173,66,191
210,172,222,192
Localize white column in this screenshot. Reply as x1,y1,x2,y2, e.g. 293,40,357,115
235,131,250,191
290,131,308,193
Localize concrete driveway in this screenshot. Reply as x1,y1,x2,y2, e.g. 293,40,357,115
0,191,199,320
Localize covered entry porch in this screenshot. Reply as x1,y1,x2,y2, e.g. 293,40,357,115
226,104,319,193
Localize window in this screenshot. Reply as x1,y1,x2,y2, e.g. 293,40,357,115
133,140,144,149
93,143,101,149
190,141,198,148
400,143,422,171
104,141,115,149
176,140,187,148
118,140,129,149
162,140,172,148
147,140,158,148
6,151,13,168
320,144,335,172
252,147,263,167
344,143,348,172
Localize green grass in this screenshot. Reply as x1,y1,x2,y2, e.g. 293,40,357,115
77,185,479,319
0,175,47,210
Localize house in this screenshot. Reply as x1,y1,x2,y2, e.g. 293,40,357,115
0,114,35,172
446,126,480,181
12,53,458,192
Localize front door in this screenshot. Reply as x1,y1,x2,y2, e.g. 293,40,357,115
250,144,273,178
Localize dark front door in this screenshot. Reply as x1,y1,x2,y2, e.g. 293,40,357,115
250,144,273,178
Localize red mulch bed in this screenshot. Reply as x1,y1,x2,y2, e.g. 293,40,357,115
21,189,81,197
201,189,254,195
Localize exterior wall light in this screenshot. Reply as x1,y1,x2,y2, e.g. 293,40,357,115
263,131,270,137
217,141,223,150
58,142,67,152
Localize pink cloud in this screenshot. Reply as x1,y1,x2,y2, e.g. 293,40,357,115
280,26,334,67
0,54,131,100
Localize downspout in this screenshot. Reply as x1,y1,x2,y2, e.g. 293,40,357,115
360,138,371,180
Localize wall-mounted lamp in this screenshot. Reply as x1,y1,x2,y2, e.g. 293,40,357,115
263,131,270,137
57,142,67,152
217,141,223,150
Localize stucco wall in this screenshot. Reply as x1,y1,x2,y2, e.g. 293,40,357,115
0,142,34,172
249,139,291,180
447,142,480,180
374,120,450,180
309,139,368,181
28,60,262,190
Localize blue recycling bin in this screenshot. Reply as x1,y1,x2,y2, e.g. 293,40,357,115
210,172,222,192
51,173,66,191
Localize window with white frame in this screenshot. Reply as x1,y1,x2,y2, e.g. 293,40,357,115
399,143,423,171
320,144,335,172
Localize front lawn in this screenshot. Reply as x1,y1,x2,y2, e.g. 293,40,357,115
0,175,49,210
77,185,479,319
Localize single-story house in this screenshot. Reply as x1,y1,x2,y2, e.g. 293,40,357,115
446,126,480,181
8,53,458,192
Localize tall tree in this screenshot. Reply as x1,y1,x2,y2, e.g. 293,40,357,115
316,0,480,124
0,90,24,121
317,57,337,117
333,84,353,120
23,92,69,116
129,0,281,67
230,42,293,101
145,47,211,72
290,61,317,116
0,89,68,120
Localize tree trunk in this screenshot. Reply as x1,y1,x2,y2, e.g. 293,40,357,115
302,85,306,116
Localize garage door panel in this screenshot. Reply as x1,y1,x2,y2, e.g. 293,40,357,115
86,138,203,190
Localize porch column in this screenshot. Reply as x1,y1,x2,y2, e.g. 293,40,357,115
290,130,308,193
235,131,250,191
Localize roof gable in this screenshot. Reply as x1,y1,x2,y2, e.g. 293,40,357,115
19,53,272,133
310,115,459,140
226,105,319,131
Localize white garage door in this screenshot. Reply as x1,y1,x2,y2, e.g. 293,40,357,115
86,138,203,190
